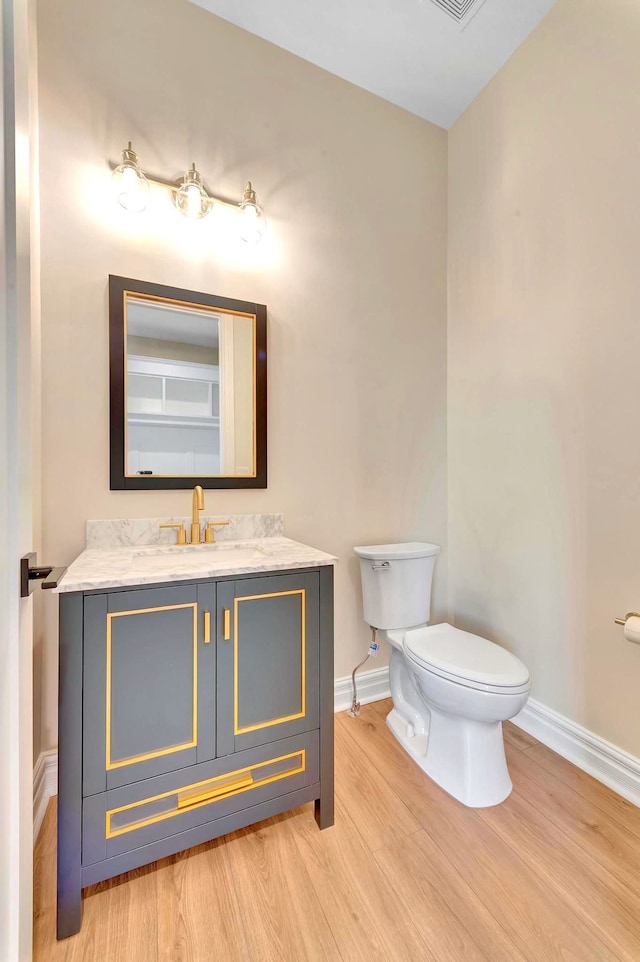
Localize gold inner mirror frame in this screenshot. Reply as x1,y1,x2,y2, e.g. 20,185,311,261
123,291,257,479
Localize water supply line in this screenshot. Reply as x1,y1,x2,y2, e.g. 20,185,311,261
348,627,380,717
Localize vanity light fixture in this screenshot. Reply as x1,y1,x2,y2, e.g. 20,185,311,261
174,163,211,220
110,143,266,242
111,142,150,212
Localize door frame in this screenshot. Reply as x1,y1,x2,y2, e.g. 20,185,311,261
0,0,39,958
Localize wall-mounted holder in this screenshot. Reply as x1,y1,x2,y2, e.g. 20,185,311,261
614,612,640,626
20,552,67,597
614,611,640,645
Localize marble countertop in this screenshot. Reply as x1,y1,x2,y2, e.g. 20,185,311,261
54,536,337,594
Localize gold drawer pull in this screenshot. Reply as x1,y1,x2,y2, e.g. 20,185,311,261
223,607,231,640
177,773,253,809
203,610,211,644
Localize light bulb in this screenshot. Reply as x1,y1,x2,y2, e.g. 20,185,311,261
112,143,149,212
186,184,202,219
174,164,210,219
239,182,265,244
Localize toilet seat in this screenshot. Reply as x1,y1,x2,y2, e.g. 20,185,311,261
403,623,530,695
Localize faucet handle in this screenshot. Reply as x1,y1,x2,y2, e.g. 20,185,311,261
159,522,187,545
204,520,230,544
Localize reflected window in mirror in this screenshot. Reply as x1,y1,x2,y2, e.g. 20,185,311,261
109,277,266,489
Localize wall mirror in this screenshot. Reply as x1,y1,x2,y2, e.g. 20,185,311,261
109,276,267,489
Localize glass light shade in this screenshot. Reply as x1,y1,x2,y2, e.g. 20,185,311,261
174,165,211,219
112,144,149,212
239,182,265,244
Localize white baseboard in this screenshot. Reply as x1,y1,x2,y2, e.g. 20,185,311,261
32,670,392,845
334,665,391,713
332,668,640,807
512,697,640,808
33,749,57,841
34,675,640,845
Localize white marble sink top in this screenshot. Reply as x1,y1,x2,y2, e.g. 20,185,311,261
130,543,268,567
54,537,337,593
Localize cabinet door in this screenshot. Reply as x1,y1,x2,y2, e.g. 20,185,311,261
83,583,216,795
216,572,319,755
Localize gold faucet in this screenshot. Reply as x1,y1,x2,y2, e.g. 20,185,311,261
191,485,205,544
159,487,230,546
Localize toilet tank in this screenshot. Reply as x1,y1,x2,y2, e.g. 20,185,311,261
354,542,440,630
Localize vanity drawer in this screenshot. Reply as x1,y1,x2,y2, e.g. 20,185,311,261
82,731,318,864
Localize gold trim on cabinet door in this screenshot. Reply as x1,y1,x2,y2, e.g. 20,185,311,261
122,290,258,479
233,589,306,735
105,749,306,838
105,602,198,770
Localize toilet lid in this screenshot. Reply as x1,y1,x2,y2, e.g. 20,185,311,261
354,542,440,560
404,623,530,689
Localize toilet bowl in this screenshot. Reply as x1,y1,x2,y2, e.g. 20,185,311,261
354,543,530,808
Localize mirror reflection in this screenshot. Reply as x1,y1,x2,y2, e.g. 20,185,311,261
124,295,255,477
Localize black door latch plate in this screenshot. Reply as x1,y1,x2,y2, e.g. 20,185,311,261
20,552,67,597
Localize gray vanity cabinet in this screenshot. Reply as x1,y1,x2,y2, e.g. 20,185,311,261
57,564,334,941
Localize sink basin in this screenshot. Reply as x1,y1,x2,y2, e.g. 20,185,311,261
131,543,267,568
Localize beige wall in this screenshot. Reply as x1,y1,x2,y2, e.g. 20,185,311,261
37,0,448,751
448,0,640,755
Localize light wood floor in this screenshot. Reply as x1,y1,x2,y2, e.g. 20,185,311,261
34,699,640,961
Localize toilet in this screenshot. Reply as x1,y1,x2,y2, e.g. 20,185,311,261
354,542,530,808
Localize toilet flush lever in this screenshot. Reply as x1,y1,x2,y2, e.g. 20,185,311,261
371,562,391,571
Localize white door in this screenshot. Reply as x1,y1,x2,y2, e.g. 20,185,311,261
1,0,38,958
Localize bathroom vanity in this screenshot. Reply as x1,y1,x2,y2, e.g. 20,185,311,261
54,517,335,939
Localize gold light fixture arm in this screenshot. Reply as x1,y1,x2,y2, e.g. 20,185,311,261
108,158,250,211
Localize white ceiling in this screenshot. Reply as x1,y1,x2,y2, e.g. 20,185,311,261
188,0,556,129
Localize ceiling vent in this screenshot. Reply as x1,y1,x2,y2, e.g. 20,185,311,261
428,0,488,27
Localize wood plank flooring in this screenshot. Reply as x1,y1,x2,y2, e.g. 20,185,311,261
34,700,640,961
